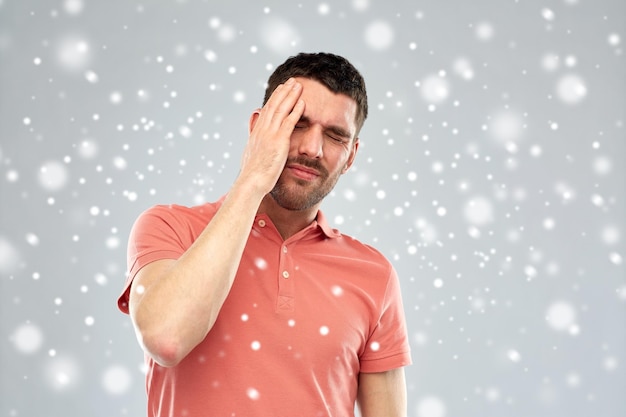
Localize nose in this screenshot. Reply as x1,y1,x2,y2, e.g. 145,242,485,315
296,126,323,159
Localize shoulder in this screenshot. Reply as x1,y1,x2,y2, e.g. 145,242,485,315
141,201,219,217
335,230,389,260
129,201,221,243
328,232,394,276
136,201,220,226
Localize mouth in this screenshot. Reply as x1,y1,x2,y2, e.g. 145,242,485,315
286,164,320,181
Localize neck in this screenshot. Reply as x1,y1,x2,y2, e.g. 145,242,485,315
258,194,320,240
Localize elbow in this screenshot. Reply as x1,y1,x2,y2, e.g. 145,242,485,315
130,305,192,367
132,317,216,367
129,296,216,367
153,348,185,368
137,331,188,367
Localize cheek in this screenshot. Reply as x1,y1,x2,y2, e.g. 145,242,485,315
288,133,298,149
330,155,350,175
338,147,355,170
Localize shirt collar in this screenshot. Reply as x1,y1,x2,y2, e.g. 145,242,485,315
313,210,341,239
216,194,341,239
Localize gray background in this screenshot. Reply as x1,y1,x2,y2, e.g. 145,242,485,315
1,0,624,416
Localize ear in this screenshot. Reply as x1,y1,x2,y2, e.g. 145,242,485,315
248,110,261,134
342,137,359,174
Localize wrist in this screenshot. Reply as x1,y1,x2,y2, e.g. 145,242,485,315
231,174,270,204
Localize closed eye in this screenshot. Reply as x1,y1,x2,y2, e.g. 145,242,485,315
326,133,344,143
296,116,353,143
325,128,351,143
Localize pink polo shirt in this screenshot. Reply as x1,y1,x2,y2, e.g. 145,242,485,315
118,198,412,417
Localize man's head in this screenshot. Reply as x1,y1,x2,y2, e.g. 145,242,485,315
263,52,368,137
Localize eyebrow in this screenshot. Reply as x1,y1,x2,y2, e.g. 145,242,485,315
298,116,353,139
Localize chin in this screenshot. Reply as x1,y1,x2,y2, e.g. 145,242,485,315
270,186,323,211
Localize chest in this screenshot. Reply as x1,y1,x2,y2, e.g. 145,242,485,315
213,241,380,366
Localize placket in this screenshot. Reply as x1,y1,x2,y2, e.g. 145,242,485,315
276,241,295,313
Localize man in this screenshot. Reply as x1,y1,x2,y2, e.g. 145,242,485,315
118,52,412,417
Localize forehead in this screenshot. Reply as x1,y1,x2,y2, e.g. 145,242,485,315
295,77,358,136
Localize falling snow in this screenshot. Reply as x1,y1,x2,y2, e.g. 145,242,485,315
101,365,133,395
246,387,261,401
0,1,624,417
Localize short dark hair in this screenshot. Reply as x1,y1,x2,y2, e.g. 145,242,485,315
263,52,368,136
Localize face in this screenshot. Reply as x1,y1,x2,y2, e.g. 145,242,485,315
270,77,359,211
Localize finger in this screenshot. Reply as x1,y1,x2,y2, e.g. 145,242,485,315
257,79,302,129
270,81,303,129
258,80,293,116
280,98,305,134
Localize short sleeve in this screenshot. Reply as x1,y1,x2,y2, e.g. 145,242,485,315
359,266,412,372
117,205,192,314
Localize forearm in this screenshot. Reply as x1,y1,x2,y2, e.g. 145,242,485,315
357,368,407,417
131,179,265,366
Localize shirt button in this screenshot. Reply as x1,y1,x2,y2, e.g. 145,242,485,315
258,219,266,227
282,246,288,253
282,271,290,279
